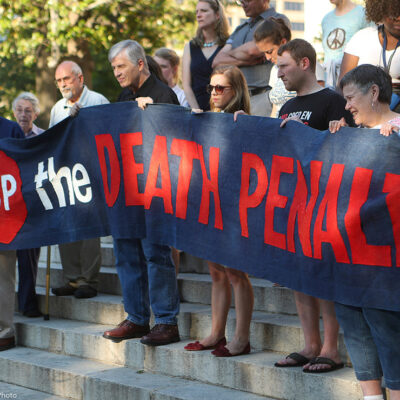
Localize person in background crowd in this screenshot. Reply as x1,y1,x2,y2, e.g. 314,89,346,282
0,117,24,351
12,92,44,137
253,17,295,117
184,65,253,357
329,65,400,400
321,0,371,89
154,48,190,107
12,92,43,317
146,55,169,85
103,39,181,346
338,0,400,112
212,0,290,117
182,0,229,110
154,47,189,271
50,60,108,299
275,39,354,373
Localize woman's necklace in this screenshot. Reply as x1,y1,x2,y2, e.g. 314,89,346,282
203,41,216,48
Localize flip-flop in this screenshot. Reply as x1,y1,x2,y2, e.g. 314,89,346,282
274,352,310,367
303,357,344,373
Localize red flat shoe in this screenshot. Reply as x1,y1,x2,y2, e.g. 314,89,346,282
212,342,251,357
184,337,226,351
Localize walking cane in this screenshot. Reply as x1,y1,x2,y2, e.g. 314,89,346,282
44,245,51,320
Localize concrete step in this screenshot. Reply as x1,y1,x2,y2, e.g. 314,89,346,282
178,273,297,315
36,264,297,315
37,264,122,296
0,382,68,399
38,242,115,268
30,287,349,360
12,318,361,400
0,346,270,400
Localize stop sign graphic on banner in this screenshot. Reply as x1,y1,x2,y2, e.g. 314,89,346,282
0,151,27,243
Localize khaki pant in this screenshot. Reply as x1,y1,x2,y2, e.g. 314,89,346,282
0,250,16,339
59,238,101,288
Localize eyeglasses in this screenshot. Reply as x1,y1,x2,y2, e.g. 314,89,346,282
15,107,34,115
235,0,251,6
206,84,232,94
54,75,76,86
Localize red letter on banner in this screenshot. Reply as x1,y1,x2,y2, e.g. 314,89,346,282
144,135,173,214
383,173,400,266
198,145,223,229
239,153,268,238
120,132,144,206
313,164,350,263
287,160,322,257
170,139,200,219
345,168,391,266
264,155,294,249
95,134,121,207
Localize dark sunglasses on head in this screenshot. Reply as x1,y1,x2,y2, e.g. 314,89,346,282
206,84,232,94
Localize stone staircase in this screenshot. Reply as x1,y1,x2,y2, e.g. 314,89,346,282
0,239,364,399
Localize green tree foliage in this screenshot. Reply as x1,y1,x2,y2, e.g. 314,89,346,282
0,0,195,124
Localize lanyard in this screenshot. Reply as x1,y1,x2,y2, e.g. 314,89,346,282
382,26,400,73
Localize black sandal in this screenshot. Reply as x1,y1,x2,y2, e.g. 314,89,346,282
303,357,344,373
274,352,310,367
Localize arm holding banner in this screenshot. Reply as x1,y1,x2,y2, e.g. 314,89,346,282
280,114,303,128
329,117,348,133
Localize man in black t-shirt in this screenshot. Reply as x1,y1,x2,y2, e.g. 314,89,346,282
275,39,352,373
103,40,180,347
278,39,354,130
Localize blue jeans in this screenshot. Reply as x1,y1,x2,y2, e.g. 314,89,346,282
335,302,400,390
113,238,179,326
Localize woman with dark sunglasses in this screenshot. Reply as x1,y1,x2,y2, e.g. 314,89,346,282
185,65,254,357
182,0,229,111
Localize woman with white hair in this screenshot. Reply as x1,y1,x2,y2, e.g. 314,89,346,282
12,92,44,137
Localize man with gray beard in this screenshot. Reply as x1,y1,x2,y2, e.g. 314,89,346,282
49,60,108,299
49,61,108,126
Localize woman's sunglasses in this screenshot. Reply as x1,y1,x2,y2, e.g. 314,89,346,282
207,84,232,94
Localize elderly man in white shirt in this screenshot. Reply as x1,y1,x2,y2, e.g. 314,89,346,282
49,60,109,299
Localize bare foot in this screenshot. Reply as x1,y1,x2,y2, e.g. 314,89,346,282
198,334,225,348
225,338,249,356
275,349,319,367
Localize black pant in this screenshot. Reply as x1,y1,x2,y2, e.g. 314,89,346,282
17,248,40,312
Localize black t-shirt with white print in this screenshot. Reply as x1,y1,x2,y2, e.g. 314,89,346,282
279,88,354,130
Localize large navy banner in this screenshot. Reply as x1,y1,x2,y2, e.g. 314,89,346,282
1,102,400,310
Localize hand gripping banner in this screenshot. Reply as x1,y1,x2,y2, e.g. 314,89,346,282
1,102,400,310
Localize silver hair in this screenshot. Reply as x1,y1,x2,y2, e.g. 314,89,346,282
108,40,148,69
12,92,40,115
70,62,83,76
57,60,83,76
